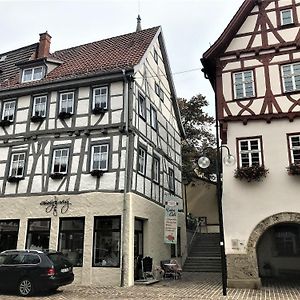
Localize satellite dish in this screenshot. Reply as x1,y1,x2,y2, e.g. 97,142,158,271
198,156,210,169
223,155,236,166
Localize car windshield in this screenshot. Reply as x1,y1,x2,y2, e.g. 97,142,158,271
47,253,72,267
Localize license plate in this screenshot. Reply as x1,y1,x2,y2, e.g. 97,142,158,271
61,268,69,273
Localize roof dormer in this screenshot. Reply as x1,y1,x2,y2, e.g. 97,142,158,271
15,32,63,83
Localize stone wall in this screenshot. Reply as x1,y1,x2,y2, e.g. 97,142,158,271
227,212,300,289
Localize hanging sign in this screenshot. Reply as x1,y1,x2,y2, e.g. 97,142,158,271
164,199,178,244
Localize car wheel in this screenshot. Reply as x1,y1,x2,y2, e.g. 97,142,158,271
18,278,33,297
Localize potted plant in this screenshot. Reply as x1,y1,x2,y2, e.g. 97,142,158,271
7,176,24,183
50,173,65,180
31,113,45,123
58,111,73,120
0,118,12,127
286,163,300,175
234,165,269,182
90,169,105,178
92,103,107,115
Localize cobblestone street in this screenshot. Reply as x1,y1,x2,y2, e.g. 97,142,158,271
0,273,299,300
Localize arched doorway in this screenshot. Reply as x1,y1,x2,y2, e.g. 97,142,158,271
257,222,300,279
227,213,300,288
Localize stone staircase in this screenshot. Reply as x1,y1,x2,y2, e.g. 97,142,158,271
183,233,221,272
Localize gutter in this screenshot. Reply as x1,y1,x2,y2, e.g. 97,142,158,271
120,69,130,287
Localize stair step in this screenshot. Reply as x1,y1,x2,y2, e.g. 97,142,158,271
184,233,222,273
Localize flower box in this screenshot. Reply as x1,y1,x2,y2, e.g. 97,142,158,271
31,115,45,123
7,176,24,183
50,173,65,180
234,165,269,182
58,111,73,120
92,106,107,115
0,119,12,127
286,164,300,175
90,170,105,178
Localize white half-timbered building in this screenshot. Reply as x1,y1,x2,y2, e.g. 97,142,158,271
202,0,300,289
0,26,186,286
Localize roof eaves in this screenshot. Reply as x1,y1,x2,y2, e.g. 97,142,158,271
202,0,255,60
158,31,186,138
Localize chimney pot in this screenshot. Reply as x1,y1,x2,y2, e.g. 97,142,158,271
38,32,52,58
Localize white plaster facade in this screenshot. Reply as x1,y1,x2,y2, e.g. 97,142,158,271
0,27,186,287
202,0,300,289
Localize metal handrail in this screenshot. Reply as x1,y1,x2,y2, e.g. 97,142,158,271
189,220,202,248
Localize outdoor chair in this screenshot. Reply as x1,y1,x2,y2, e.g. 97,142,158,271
170,259,182,279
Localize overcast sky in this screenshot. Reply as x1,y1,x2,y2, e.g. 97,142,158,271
0,0,243,116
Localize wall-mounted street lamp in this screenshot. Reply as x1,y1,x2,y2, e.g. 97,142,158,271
197,145,235,296
198,145,235,169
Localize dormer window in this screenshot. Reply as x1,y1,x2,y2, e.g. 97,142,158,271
281,9,293,26
22,66,44,83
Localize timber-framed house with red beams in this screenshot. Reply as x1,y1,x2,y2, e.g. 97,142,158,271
202,0,300,289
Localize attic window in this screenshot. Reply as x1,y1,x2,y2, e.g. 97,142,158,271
0,55,6,62
22,66,44,83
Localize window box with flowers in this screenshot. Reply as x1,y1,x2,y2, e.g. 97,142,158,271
286,164,300,175
234,165,269,182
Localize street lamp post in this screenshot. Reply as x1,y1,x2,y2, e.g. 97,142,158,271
197,145,235,296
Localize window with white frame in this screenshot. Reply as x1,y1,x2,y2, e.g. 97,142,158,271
22,66,44,83
281,9,293,26
91,144,109,171
59,92,74,114
150,106,158,130
32,95,47,117
138,93,146,120
9,153,26,178
52,148,69,174
282,63,300,92
233,70,255,99
1,101,16,122
152,157,160,183
238,138,262,167
92,87,108,110
288,134,300,165
138,147,146,175
169,168,175,193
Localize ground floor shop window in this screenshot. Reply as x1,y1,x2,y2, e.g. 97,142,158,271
93,216,121,267
0,220,19,252
58,217,84,266
26,219,50,250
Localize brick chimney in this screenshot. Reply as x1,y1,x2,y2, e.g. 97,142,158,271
38,32,51,58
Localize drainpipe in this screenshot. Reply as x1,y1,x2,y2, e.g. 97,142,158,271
120,69,130,287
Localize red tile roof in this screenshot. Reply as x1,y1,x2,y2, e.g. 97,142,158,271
0,26,160,91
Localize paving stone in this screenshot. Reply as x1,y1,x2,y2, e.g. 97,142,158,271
0,273,299,299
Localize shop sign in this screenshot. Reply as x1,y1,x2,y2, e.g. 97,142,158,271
40,196,71,216
164,198,178,244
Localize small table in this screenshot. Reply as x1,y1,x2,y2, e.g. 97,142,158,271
164,263,177,279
